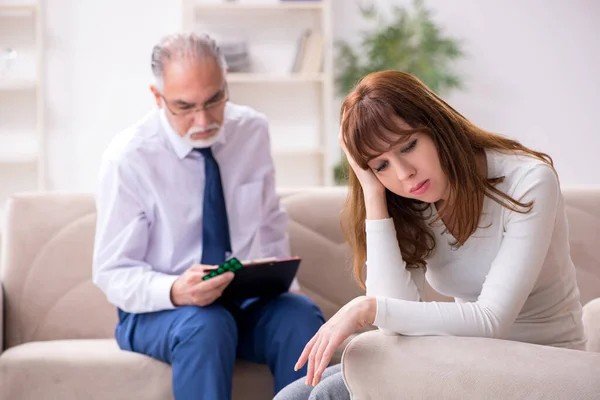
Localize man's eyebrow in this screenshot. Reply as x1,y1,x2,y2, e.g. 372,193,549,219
204,88,224,104
171,88,223,108
173,99,195,107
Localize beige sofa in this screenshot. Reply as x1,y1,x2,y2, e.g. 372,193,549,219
0,187,599,399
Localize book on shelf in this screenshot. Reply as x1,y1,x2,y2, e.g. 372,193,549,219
290,29,323,74
291,30,310,73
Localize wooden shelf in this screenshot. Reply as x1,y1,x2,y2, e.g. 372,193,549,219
183,0,334,186
0,0,45,229
0,201,5,236
228,73,323,83
0,4,37,16
0,133,38,163
273,147,324,156
194,1,323,12
0,78,37,91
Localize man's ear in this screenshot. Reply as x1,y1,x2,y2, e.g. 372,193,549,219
150,85,162,109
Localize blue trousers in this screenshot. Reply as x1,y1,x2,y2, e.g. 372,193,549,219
115,293,325,400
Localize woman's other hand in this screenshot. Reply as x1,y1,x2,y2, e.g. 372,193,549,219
294,296,376,386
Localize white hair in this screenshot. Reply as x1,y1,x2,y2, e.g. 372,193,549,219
151,32,227,91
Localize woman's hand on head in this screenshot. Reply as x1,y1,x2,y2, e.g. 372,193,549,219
339,127,385,199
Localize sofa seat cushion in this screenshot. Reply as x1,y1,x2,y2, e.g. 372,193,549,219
0,339,171,400
0,339,276,400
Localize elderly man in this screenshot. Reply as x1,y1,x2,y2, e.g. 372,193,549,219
92,32,325,400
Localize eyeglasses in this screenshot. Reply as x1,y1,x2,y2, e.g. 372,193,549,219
160,85,229,119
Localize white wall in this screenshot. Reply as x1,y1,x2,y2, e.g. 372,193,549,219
45,0,600,191
333,0,600,185
45,0,181,191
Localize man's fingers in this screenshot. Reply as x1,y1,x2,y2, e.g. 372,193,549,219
211,277,233,296
184,271,209,286
189,263,217,273
186,271,234,306
192,285,226,307
200,271,234,290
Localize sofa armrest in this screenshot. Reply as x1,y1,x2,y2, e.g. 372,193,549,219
342,331,600,400
583,297,600,352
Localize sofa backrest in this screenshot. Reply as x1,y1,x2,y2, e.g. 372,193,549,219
0,188,364,349
1,187,599,349
561,187,600,306
1,194,108,349
278,188,364,319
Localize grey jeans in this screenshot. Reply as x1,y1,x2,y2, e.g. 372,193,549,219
273,364,350,400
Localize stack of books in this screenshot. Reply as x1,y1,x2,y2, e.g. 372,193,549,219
219,41,251,72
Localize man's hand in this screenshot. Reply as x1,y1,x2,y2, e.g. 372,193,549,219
170,264,234,307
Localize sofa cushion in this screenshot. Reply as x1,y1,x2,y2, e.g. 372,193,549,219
0,338,351,400
0,339,172,400
0,339,277,400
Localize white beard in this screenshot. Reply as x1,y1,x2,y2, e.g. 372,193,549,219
183,123,223,148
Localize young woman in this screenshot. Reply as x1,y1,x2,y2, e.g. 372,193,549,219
275,70,586,400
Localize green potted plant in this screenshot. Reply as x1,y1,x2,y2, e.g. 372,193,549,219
333,0,466,184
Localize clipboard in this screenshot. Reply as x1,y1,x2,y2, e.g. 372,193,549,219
220,257,301,301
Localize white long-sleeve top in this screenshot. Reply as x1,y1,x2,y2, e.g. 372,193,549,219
367,150,586,350
93,103,298,314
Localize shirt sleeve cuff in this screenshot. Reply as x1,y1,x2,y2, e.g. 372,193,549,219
289,277,301,292
149,273,179,311
365,218,395,232
373,296,399,336
373,295,387,326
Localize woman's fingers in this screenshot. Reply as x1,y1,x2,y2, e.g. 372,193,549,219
313,340,335,385
311,336,331,386
295,333,318,372
305,337,321,385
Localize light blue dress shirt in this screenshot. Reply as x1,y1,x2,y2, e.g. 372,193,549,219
92,103,295,313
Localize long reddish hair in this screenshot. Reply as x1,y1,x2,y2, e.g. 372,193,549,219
341,71,554,289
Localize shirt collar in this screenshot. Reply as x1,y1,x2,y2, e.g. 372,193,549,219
159,107,229,160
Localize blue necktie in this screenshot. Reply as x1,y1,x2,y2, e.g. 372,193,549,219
197,147,231,265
